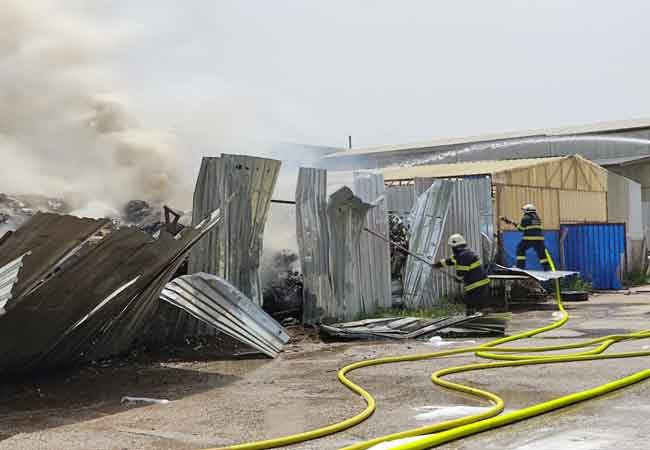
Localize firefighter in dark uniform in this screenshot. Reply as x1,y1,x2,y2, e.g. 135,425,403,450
501,203,550,271
433,234,490,315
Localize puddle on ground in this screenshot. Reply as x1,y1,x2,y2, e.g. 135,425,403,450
367,436,425,450
413,405,493,421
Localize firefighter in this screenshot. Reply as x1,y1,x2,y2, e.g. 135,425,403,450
501,203,550,271
433,234,489,315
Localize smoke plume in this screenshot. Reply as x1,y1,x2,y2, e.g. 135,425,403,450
0,1,188,215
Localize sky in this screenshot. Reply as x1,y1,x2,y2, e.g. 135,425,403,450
68,0,650,151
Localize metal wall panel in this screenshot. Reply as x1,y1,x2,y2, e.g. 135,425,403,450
403,177,494,308
295,168,334,324
497,185,560,230
501,231,560,270
561,223,626,289
559,190,607,223
402,180,453,308
353,172,392,310
385,185,415,217
327,187,374,321
189,154,281,305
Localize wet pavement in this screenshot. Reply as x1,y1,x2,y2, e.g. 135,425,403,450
1,293,649,450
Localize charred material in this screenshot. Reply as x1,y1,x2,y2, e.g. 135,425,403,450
0,209,222,374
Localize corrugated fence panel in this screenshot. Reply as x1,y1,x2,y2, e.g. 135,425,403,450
327,187,374,321
403,180,453,308
296,168,334,324
353,172,392,310
497,185,560,229
501,231,560,270
386,185,415,217
559,191,607,223
403,177,493,308
561,223,625,290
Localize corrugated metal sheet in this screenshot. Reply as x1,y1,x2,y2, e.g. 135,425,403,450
403,177,494,308
296,167,333,325
160,273,289,358
325,117,650,159
501,231,560,270
385,185,415,217
561,223,626,290
189,154,281,305
0,209,223,373
0,253,28,312
383,158,565,181
320,314,504,340
402,180,453,308
353,172,392,311
327,187,374,321
0,213,109,304
559,191,607,223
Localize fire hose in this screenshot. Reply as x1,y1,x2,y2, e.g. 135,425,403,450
204,251,650,450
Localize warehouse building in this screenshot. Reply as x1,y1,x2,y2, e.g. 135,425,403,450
381,155,639,288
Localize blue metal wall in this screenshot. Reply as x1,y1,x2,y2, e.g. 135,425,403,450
561,223,626,290
501,231,560,270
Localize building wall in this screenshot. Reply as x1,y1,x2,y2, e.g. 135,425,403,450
607,171,644,270
495,156,608,232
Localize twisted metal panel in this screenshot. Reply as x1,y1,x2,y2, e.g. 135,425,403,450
295,168,333,324
353,172,392,310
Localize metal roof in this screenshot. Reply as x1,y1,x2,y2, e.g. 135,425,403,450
326,117,650,159
594,155,650,167
382,157,565,181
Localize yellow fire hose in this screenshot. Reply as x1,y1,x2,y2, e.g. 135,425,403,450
205,252,650,450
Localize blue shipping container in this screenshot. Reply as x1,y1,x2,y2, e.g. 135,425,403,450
561,223,625,290
501,231,560,270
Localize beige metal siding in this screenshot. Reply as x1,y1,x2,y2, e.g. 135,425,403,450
497,156,607,191
497,185,560,230
559,191,607,223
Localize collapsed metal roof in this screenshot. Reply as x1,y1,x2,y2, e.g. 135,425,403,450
0,210,223,374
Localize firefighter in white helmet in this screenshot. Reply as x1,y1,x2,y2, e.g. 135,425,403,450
501,203,550,270
433,234,489,315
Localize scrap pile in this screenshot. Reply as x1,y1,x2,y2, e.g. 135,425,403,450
320,314,507,341
0,209,225,374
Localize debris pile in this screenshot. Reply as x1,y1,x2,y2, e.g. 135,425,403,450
320,314,508,341
0,193,69,237
0,209,223,374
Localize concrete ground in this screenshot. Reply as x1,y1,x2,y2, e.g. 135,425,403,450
1,293,649,450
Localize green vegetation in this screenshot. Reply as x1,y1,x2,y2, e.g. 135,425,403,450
562,275,593,292
354,300,465,321
624,270,650,287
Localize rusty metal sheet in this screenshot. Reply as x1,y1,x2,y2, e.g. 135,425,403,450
0,209,222,373
0,213,109,305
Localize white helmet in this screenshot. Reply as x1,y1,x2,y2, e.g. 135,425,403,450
522,203,537,213
448,233,467,248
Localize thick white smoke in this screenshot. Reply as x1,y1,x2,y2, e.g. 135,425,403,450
0,1,189,214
